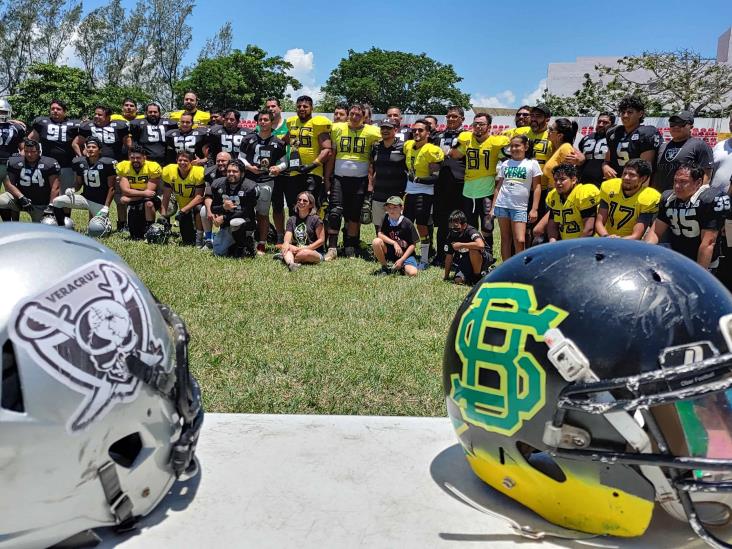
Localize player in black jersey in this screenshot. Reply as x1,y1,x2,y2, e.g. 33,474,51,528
386,107,413,143
165,112,208,166
0,139,60,222
432,105,467,265
75,105,129,161
578,112,614,185
603,96,660,179
443,209,489,285
201,151,232,248
239,110,287,254
52,136,115,224
28,99,80,193
369,119,407,233
0,99,25,182
207,109,250,159
645,163,729,271
206,160,259,257
129,103,178,165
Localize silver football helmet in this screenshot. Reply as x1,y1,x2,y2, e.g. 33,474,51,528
0,98,11,123
87,214,112,238
0,224,203,548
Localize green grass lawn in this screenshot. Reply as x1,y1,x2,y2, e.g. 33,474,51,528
72,211,478,417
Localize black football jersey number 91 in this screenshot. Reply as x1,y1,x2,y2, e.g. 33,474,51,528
31,117,80,167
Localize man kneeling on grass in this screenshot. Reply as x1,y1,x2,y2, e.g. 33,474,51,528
443,209,490,285
372,195,419,277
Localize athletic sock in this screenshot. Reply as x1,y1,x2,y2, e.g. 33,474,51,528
420,239,430,263
328,233,339,249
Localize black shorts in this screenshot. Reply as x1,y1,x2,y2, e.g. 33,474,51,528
332,175,368,223
462,195,493,233
273,174,323,212
451,250,490,281
129,195,162,210
404,193,433,226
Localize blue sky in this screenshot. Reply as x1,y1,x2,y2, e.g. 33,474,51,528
80,0,731,108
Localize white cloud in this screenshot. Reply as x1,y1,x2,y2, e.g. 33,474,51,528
59,31,84,68
284,48,323,102
470,90,516,108
521,78,547,106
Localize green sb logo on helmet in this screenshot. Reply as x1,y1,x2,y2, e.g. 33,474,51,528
450,282,567,436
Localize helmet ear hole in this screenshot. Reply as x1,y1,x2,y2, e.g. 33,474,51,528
516,441,567,483
109,432,143,468
1,340,24,412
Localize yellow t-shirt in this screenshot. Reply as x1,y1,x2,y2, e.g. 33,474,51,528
115,160,162,190
546,183,599,240
455,132,509,198
168,109,211,128
162,164,205,208
599,178,661,237
513,126,553,189
111,113,144,121
543,142,575,188
403,141,444,178
403,140,444,195
331,122,381,177
286,115,332,177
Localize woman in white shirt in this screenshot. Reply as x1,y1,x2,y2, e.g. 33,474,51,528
490,134,542,261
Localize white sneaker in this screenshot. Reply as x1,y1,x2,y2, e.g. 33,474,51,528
324,248,338,261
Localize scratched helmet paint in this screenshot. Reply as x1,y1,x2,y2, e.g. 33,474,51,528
443,238,732,546
0,224,203,548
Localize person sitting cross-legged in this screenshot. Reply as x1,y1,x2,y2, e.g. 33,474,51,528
372,195,419,277
281,191,325,271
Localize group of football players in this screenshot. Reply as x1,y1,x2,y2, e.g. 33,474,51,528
0,91,731,284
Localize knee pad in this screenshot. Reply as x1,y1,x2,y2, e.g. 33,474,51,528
328,207,343,231
179,210,195,244
127,202,147,239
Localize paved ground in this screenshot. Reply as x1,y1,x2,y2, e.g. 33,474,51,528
99,413,717,548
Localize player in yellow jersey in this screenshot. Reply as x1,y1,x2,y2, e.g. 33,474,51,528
277,95,332,243
324,103,381,259
111,98,144,122
403,119,445,268
449,112,508,263
595,158,660,239
116,145,163,239
161,151,206,246
546,163,599,241
168,91,210,128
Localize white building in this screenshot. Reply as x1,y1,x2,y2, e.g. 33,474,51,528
547,26,732,97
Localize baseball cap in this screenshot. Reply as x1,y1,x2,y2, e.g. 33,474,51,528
385,196,403,206
669,111,694,125
531,104,551,117
379,118,397,128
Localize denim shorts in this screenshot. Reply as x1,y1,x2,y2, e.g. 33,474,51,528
493,206,527,223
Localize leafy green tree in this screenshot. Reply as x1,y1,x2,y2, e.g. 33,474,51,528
198,21,233,61
0,0,81,95
8,63,151,123
174,46,300,112
321,48,470,114
597,49,732,116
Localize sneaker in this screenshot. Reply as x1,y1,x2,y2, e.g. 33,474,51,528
119,224,130,237
376,265,390,277
417,261,429,271
256,242,266,256
272,252,283,261
288,262,301,272
344,246,356,258
324,248,338,261
195,235,204,248
205,238,213,250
